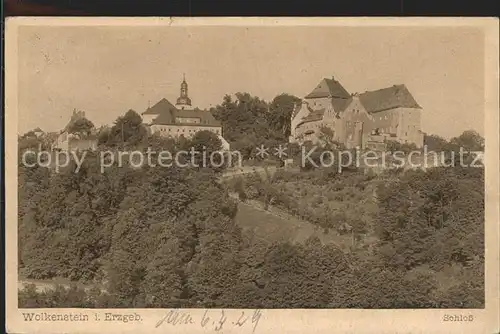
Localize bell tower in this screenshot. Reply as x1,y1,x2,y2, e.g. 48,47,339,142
176,74,192,110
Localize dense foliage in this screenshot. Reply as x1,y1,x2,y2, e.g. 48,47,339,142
424,130,485,152
67,117,95,137
18,107,484,309
211,93,299,159
20,157,484,308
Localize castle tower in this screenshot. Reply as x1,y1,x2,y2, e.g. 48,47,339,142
175,74,192,110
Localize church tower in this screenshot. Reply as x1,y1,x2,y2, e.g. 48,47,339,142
175,74,192,110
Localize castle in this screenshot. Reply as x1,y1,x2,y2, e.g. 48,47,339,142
290,76,424,149
141,75,230,150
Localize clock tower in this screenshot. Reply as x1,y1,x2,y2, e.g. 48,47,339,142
175,74,192,110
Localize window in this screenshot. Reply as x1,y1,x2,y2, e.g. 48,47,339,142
176,117,201,124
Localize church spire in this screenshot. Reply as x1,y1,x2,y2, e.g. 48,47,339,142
176,74,192,109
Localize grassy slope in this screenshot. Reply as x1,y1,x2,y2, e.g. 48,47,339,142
235,201,354,248
231,169,382,253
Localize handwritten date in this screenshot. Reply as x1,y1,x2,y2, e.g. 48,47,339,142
155,309,262,332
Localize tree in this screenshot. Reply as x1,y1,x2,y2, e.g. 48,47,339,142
424,134,449,152
67,117,95,137
188,130,223,168
267,94,301,139
107,110,148,148
374,167,484,275
97,126,111,146
212,93,271,145
18,136,40,151
189,130,222,152
450,130,484,151
317,125,343,149
386,140,418,154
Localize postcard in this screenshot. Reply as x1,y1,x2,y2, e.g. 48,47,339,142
5,17,499,333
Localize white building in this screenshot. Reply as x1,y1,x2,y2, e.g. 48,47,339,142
141,76,230,151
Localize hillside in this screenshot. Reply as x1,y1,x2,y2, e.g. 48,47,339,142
234,197,354,249
18,132,485,308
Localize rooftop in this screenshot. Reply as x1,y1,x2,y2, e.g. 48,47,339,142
304,77,351,99
296,81,421,126
358,84,422,113
144,98,221,127
297,97,351,125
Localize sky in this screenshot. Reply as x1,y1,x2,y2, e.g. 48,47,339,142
17,24,485,139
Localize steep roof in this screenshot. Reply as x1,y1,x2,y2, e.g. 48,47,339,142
358,85,422,113
304,77,350,99
142,97,221,127
150,108,175,124
142,98,177,115
33,127,43,132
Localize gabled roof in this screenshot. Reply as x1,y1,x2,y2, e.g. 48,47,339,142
304,77,350,99
142,98,177,115
358,84,422,113
144,97,221,127
33,127,43,132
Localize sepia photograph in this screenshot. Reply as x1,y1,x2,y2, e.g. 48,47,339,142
5,17,499,334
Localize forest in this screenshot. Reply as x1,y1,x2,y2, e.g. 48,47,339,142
18,92,485,308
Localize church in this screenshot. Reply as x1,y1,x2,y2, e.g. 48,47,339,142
141,76,230,150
